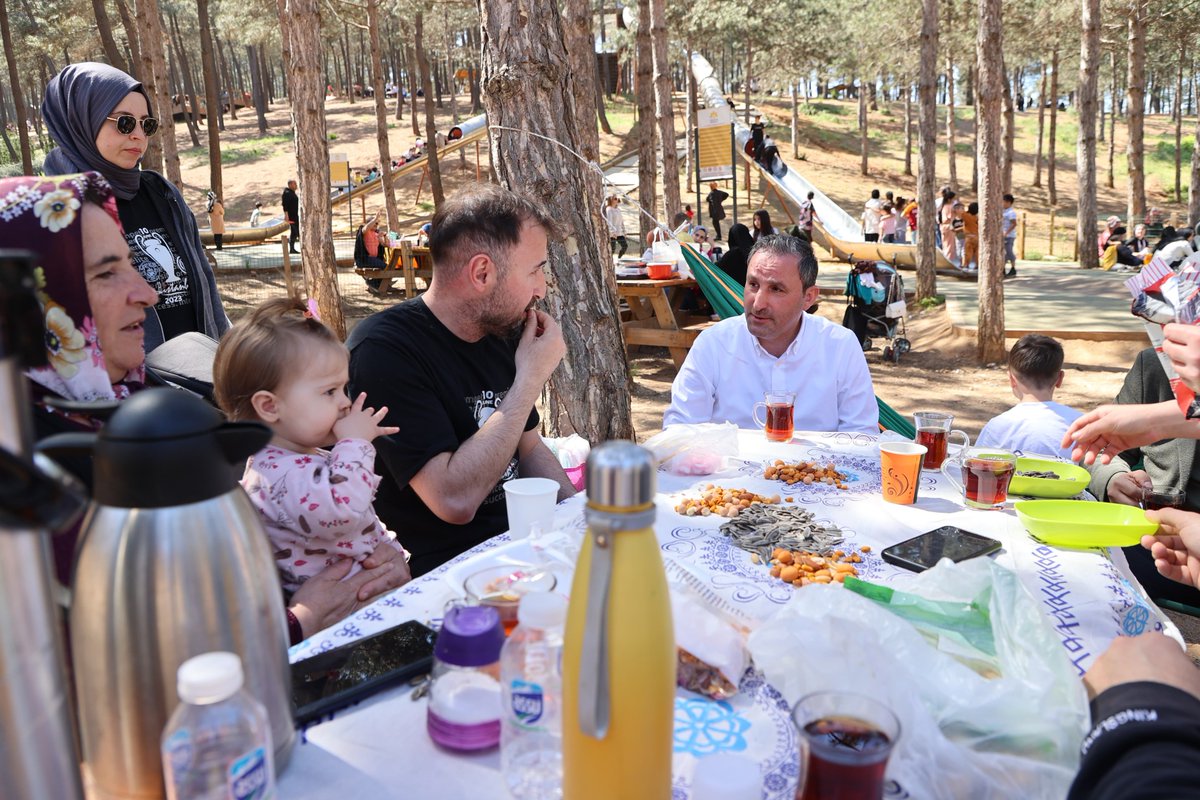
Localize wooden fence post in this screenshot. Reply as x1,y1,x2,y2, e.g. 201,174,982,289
281,234,296,299
1017,211,1026,259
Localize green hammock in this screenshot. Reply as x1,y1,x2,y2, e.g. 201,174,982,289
678,242,914,438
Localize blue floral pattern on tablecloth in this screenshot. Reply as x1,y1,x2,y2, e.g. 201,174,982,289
674,697,750,755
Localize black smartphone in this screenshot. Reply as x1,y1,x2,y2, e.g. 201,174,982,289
881,526,1003,573
291,620,437,726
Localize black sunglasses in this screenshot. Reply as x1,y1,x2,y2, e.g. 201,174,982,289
106,114,159,137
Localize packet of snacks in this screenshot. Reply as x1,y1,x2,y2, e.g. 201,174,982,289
1126,256,1200,419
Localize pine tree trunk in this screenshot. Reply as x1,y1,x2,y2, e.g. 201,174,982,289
903,76,913,176
133,0,179,184
687,47,698,192
971,67,979,193
342,23,354,103
1034,60,1046,187
975,0,1005,363
216,37,236,121
0,83,18,160
634,0,655,239
279,0,345,338
91,0,129,74
1108,52,1118,189
595,62,612,135
394,35,405,121
916,0,939,301
791,81,800,160
1002,66,1015,192
1174,44,1184,202
479,0,635,442
562,0,601,164
946,48,958,192
743,42,752,126
859,76,868,175
261,46,275,105
1189,108,1199,226
170,15,202,148
113,0,142,81
405,40,420,136
196,0,223,196
247,45,268,134
650,0,679,217
1077,0,1101,270
414,14,443,207
1048,48,1059,206
1125,1,1146,224
367,0,399,232
0,0,31,173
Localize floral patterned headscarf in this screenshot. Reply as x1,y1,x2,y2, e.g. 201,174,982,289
0,173,146,423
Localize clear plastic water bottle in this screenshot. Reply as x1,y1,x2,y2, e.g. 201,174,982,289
161,652,276,800
501,592,568,800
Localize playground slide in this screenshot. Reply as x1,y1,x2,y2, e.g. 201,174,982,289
198,115,489,245
690,55,971,279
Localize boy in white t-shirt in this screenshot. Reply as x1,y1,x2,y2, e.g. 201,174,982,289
977,334,1082,459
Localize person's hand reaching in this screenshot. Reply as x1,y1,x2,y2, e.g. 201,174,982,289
1142,507,1200,591
333,392,399,442
1062,404,1169,464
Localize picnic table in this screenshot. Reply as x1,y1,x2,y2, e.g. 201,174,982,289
279,430,1174,799
616,276,711,368
355,242,433,298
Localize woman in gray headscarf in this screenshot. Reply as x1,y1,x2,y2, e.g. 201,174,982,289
42,62,229,352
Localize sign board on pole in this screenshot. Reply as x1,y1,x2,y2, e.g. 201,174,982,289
697,107,734,181
329,152,350,186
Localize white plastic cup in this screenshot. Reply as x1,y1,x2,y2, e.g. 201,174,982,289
503,477,559,540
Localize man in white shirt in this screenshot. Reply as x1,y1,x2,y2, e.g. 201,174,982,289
862,189,882,242
664,235,878,434
977,334,1082,459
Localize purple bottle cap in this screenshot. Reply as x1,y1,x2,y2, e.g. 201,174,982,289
434,605,504,667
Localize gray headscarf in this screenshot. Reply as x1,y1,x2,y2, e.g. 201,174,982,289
42,62,151,200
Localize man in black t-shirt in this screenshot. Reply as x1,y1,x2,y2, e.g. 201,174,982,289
282,180,299,253
347,184,575,575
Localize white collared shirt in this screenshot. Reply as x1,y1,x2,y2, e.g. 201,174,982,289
664,313,879,434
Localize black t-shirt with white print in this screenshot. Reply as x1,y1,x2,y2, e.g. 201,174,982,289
347,298,539,576
117,189,194,341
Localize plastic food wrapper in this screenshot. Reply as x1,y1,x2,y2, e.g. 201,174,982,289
1126,258,1200,419
644,423,739,476
748,558,1088,799
666,558,752,700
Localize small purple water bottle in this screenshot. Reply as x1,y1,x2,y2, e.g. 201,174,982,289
426,603,505,751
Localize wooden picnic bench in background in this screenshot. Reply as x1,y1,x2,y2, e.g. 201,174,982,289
355,242,434,298
616,276,715,368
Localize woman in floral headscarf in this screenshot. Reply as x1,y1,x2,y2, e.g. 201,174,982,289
1,173,157,439
1,172,409,638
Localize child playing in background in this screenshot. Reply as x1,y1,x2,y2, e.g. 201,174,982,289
977,334,1083,460
213,298,410,591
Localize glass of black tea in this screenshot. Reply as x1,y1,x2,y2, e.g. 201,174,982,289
1140,485,1185,511
792,691,900,800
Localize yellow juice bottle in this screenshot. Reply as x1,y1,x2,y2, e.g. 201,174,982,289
562,442,675,800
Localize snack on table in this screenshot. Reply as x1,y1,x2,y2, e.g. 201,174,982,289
719,504,843,563
764,459,849,490
1015,470,1066,480
767,546,868,588
672,590,749,700
674,485,781,518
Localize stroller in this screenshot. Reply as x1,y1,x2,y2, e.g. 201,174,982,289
841,260,911,363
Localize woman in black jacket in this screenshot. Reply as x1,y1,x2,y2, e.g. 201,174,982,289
717,223,754,286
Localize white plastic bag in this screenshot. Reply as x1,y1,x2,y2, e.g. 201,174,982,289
649,228,692,278
643,423,739,475
748,559,1088,799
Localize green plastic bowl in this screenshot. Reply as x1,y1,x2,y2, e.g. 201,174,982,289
1014,500,1157,548
1009,458,1092,499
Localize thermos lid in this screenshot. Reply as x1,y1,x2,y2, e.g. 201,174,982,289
434,605,503,667
104,386,221,441
585,441,655,509
176,652,244,706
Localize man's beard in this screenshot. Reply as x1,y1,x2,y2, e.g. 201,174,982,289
474,295,535,340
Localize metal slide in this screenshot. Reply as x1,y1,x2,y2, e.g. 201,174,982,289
198,114,490,245
690,54,969,277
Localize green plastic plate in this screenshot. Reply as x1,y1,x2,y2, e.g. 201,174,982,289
1014,500,1157,548
1008,457,1091,499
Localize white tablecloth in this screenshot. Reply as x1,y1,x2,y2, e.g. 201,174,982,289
280,431,1174,798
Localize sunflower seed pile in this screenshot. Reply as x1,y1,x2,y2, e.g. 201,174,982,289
718,504,844,563
1016,470,1066,480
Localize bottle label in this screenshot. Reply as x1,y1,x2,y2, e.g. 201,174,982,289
510,680,544,726
228,746,273,800
164,729,193,774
